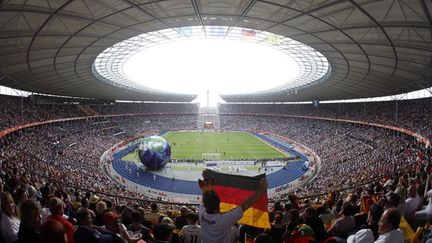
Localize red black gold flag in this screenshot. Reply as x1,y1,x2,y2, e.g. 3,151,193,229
205,170,270,228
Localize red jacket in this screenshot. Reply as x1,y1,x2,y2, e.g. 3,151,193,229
46,214,76,243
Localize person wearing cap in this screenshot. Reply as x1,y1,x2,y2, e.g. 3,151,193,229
89,194,100,212
100,211,125,243
46,196,76,243
198,170,268,243
101,210,142,243
375,208,404,243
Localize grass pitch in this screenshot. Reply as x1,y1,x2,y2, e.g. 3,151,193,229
162,131,287,160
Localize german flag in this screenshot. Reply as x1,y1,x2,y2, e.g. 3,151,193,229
206,170,270,228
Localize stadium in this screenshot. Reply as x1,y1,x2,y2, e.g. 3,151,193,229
0,1,431,243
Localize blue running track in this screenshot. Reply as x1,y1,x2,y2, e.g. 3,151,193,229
111,133,308,195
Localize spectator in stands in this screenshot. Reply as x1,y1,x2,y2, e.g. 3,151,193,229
14,187,28,210
161,217,180,243
100,211,124,243
175,206,189,230
128,211,145,232
40,184,53,207
74,207,101,243
384,191,417,241
414,174,432,224
27,186,39,203
88,194,100,212
346,228,374,243
383,179,395,194
267,211,286,243
395,176,407,211
41,220,68,243
94,200,107,226
282,203,292,224
269,201,283,223
375,208,404,243
119,206,135,228
137,207,153,229
153,223,176,243
327,203,356,239
72,193,81,211
285,208,302,239
1,192,21,243
128,211,154,242
101,210,142,243
18,199,42,243
316,203,334,226
238,225,264,243
198,170,268,243
359,203,384,240
80,197,89,209
303,207,328,241
384,192,400,210
145,203,164,224
404,186,421,227
46,197,76,243
60,191,75,220
179,212,201,243
2,95,432,243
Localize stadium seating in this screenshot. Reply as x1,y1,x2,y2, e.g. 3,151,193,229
0,94,431,243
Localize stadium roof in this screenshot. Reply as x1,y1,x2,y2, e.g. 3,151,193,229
0,0,431,102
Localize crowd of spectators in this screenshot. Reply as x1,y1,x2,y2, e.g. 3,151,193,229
0,95,83,130
219,97,432,141
0,94,198,131
88,103,199,115
220,115,427,198
0,94,432,242
1,114,197,202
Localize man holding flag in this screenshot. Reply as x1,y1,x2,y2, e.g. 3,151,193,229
198,169,269,243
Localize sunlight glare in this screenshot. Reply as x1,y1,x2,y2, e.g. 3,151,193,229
123,39,300,107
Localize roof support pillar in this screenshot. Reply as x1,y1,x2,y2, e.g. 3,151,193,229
390,94,406,122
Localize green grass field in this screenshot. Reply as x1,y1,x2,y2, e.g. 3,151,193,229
162,131,287,160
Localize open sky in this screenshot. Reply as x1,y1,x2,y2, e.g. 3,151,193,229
123,39,300,107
